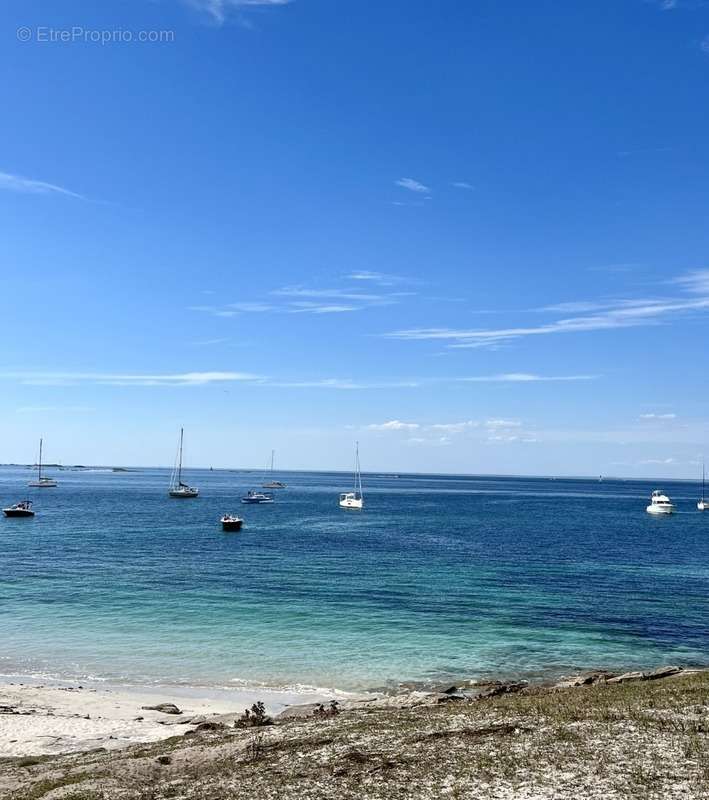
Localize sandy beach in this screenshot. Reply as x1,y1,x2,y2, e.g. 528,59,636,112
0,677,342,758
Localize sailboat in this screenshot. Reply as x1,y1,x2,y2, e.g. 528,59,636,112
168,428,199,498
262,450,287,489
699,460,707,512
28,438,57,487
339,442,364,510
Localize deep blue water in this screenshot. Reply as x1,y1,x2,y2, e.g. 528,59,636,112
0,466,707,691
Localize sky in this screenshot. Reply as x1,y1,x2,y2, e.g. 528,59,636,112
1,0,709,477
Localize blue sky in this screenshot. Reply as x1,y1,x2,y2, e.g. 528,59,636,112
1,0,709,477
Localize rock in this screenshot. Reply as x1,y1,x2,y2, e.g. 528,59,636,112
553,671,616,689
156,755,172,765
645,665,682,681
276,703,327,721
607,671,644,684
470,681,527,700
194,721,226,732
141,703,182,715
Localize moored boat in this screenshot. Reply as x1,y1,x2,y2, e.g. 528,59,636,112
698,461,707,512
28,438,57,488
339,441,364,510
646,490,675,515
241,490,273,504
221,514,244,531
262,450,287,489
3,500,35,518
168,428,199,498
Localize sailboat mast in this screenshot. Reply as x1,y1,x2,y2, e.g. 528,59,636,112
38,438,43,482
271,450,275,475
177,428,184,484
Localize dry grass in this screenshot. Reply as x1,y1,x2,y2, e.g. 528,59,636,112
1,671,707,800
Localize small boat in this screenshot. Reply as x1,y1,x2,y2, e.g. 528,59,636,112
339,441,364,510
221,514,243,531
168,428,199,498
241,490,273,504
698,461,707,512
646,490,675,515
28,438,57,488
262,450,287,488
3,500,35,518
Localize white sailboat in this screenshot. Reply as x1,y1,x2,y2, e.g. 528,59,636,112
698,461,707,512
339,441,364,510
262,450,287,489
168,428,199,498
28,438,57,488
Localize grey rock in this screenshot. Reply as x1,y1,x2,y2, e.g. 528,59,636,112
276,703,325,721
607,671,645,684
141,703,182,715
156,755,171,765
645,665,682,681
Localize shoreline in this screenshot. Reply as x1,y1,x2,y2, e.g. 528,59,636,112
2,661,706,758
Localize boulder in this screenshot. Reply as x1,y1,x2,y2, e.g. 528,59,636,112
276,703,326,721
141,703,182,715
469,681,527,700
607,671,644,684
645,665,682,681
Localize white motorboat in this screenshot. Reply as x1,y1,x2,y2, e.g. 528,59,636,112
339,442,364,510
168,428,199,498
241,490,273,504
646,490,675,515
3,500,35,518
28,438,57,488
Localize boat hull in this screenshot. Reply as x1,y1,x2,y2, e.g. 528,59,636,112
221,518,243,531
339,500,364,510
28,481,57,488
3,509,35,517
169,489,199,498
698,501,708,512
241,498,273,504
646,505,674,515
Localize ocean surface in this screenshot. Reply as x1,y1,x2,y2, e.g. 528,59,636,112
1,466,707,692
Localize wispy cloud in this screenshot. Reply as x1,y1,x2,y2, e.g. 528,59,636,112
461,373,597,383
395,177,430,194
288,302,359,314
346,271,411,286
271,378,421,390
639,413,677,420
384,270,709,349
187,0,292,25
0,370,261,387
0,171,84,200
451,181,474,190
367,420,420,431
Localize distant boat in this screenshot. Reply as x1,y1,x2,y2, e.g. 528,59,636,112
28,438,57,488
646,490,675,515
168,428,199,498
241,490,273,504
3,500,35,518
262,450,287,489
699,461,707,512
339,441,364,510
221,514,243,531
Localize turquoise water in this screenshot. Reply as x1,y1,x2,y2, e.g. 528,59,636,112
1,467,707,691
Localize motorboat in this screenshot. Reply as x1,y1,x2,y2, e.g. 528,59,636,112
241,491,273,504
168,428,199,498
28,438,57,488
339,442,364,510
3,500,35,518
646,490,675,515
221,514,244,531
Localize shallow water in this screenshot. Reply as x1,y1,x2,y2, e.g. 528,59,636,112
1,467,707,691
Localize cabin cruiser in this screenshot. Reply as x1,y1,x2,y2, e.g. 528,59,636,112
646,490,675,515
3,500,35,518
241,491,273,504
221,514,244,531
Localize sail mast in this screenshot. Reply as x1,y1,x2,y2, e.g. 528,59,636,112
271,449,275,475
178,428,184,485
38,438,43,482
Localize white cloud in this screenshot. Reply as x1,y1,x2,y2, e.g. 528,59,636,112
639,413,677,420
367,420,420,431
429,421,478,433
451,181,474,190
395,177,430,193
287,302,359,314
0,370,261,387
346,271,409,286
187,0,292,24
271,378,420,390
462,373,597,383
0,171,84,200
485,418,522,429
639,457,677,465
385,271,709,349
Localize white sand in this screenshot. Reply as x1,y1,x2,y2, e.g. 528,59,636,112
0,678,341,757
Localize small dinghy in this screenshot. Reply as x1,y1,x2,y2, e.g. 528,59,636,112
3,500,35,518
221,514,244,531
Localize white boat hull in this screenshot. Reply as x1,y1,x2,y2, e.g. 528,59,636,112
28,480,57,488
698,501,708,512
169,488,199,498
339,498,363,510
646,504,674,515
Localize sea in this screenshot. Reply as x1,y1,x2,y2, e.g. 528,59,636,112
1,466,707,693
